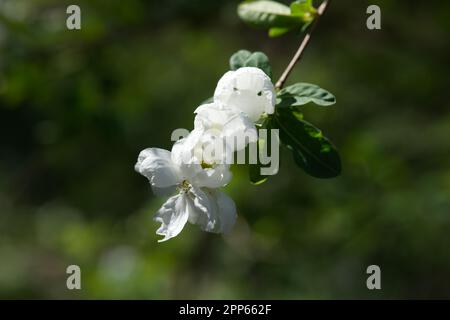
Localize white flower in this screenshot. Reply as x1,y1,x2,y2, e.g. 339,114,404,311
171,128,232,188
214,67,276,122
154,186,236,242
194,102,257,152
135,132,236,242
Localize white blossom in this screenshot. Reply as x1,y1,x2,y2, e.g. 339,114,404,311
135,131,236,242
214,67,276,122
171,128,232,188
135,67,281,242
194,102,257,152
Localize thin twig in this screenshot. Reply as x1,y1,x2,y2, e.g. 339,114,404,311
275,0,331,90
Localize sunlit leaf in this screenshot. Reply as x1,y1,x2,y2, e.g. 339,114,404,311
237,0,316,37
273,107,341,178
268,27,291,37
238,0,312,29
278,82,336,107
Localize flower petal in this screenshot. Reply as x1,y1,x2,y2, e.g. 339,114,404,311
154,193,190,242
194,103,231,128
188,187,237,234
214,190,237,234
135,148,181,195
194,102,257,152
171,130,203,180
214,67,275,122
190,164,232,188
187,187,216,231
172,129,233,188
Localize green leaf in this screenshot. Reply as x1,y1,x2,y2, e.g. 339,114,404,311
268,27,291,37
237,0,311,30
248,119,275,184
290,0,316,18
278,82,336,107
230,50,272,79
273,108,341,178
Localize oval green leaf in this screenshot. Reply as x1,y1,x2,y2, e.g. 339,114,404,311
278,82,336,107
230,50,272,79
273,108,341,178
238,0,308,30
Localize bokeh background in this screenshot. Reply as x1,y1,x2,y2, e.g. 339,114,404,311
1,0,449,299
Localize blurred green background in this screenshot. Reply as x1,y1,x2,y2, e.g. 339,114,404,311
1,0,449,299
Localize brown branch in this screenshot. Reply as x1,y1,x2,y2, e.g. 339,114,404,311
275,0,332,90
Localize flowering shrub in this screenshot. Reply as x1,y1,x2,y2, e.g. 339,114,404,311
135,0,341,242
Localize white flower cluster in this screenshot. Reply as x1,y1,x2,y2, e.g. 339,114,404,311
135,67,276,242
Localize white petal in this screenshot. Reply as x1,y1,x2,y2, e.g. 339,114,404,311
171,130,203,180
171,129,233,188
187,188,237,234
214,67,275,122
214,190,237,234
154,193,190,242
190,164,232,189
221,111,257,151
194,102,257,152
187,187,216,231
135,148,181,195
194,103,231,129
